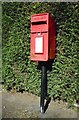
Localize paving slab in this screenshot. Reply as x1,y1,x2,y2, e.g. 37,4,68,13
1,89,78,119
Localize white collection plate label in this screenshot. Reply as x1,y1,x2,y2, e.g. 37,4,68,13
35,36,43,53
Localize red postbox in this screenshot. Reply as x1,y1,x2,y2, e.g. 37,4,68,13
30,13,56,61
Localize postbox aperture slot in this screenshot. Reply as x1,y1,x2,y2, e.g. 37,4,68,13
35,36,43,54
32,21,47,25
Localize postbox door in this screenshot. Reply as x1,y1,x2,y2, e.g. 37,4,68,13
30,32,48,61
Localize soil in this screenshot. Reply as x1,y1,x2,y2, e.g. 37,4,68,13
1,88,78,119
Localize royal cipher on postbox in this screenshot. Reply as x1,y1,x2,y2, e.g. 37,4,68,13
30,13,56,61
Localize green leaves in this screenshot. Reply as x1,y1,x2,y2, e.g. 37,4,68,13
2,2,79,105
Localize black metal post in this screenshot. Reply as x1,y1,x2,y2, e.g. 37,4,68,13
40,62,47,113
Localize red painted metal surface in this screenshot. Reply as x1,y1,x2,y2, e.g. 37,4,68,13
30,13,56,61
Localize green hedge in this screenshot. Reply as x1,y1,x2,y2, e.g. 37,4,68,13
2,2,79,105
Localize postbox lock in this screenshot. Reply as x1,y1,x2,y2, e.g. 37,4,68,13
37,32,41,36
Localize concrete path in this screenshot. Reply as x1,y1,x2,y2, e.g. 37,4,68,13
1,89,78,119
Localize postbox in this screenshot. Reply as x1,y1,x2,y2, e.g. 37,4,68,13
30,13,56,61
